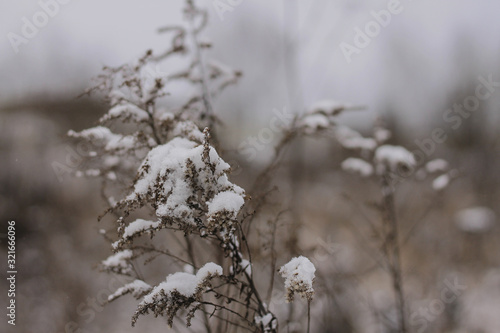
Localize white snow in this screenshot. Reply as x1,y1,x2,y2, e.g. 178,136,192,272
122,219,160,238
341,158,374,177
255,313,276,331
108,279,152,302
157,110,175,122
85,169,100,177
426,159,449,173
127,137,244,226
432,173,450,191
141,262,222,304
207,191,245,217
106,171,117,180
308,100,344,115
68,126,136,151
172,121,205,142
336,126,377,151
195,262,223,281
374,145,416,173
455,207,496,233
279,256,316,302
374,127,391,143
240,259,252,275
144,272,198,302
102,249,133,270
300,114,330,131
102,103,149,122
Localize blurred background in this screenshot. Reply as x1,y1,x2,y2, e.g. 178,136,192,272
1,0,500,332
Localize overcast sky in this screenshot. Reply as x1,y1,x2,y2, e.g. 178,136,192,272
1,0,500,128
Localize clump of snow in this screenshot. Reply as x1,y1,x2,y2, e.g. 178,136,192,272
141,262,222,303
455,207,496,233
336,126,377,151
207,191,244,217
134,262,223,327
157,110,175,122
279,256,316,302
308,100,345,116
68,126,136,151
374,145,416,174
432,173,450,191
104,155,120,168
300,114,330,132
374,127,391,143
123,219,160,239
102,249,134,274
85,169,100,177
125,137,244,233
341,158,374,177
195,262,223,281
172,121,205,142
255,313,277,332
106,171,117,180
108,280,152,302
144,273,197,302
100,103,149,123
426,159,449,173
183,264,195,274
240,259,252,275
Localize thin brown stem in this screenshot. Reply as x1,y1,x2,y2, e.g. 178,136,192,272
381,175,407,333
307,300,311,333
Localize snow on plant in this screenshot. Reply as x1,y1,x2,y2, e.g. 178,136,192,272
272,100,458,332
132,262,223,327
68,1,462,332
108,280,152,302
68,1,290,332
455,207,496,233
297,108,456,332
279,256,316,303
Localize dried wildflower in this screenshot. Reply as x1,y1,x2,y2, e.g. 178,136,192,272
279,256,316,303
132,262,222,327
120,135,245,239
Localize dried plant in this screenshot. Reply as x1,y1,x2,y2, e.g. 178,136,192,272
69,2,456,333
69,1,316,332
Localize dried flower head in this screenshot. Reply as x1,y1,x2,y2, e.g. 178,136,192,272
279,256,316,303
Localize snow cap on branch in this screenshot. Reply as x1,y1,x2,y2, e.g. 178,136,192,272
279,256,316,302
